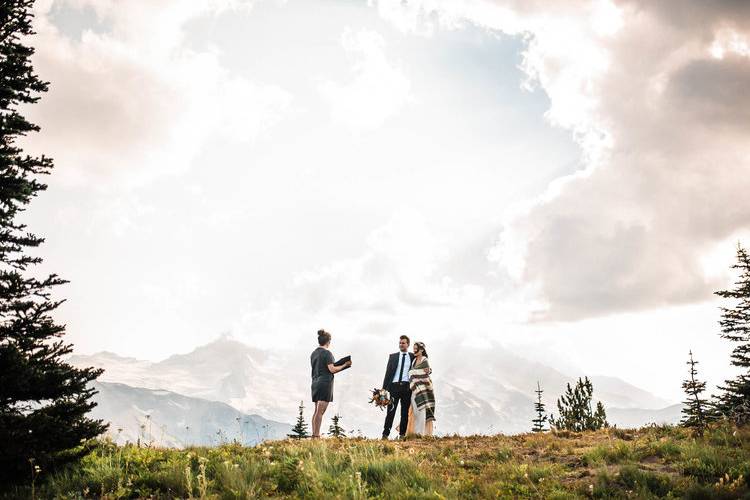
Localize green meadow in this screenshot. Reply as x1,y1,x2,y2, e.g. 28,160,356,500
8,422,750,499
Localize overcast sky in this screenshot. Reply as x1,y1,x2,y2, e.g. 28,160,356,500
20,0,750,402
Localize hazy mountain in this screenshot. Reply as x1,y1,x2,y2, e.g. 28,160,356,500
71,337,680,438
607,404,683,429
91,381,289,447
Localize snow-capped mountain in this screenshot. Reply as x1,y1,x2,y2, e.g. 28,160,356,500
71,337,681,438
90,381,290,447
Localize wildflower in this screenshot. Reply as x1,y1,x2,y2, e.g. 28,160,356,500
459,460,464,465
589,484,594,491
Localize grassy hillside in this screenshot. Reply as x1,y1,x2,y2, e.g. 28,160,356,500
10,423,750,499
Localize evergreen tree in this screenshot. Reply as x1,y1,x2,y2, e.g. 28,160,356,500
328,413,345,438
288,401,309,439
0,0,106,483
714,244,750,424
549,377,608,432
681,350,710,434
532,381,548,432
593,401,608,430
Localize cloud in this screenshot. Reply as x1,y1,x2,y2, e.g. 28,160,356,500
232,208,533,348
23,0,292,187
373,0,750,320
668,55,750,129
318,28,411,130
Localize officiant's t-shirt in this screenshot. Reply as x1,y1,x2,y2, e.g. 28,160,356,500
311,347,335,382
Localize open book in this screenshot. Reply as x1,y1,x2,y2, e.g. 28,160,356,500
334,355,351,371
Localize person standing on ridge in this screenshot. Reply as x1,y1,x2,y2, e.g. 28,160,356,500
381,335,414,439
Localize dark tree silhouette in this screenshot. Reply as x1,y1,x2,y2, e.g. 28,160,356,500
328,413,345,438
532,381,548,432
714,244,750,424
0,0,106,484
549,377,608,432
288,401,309,439
680,350,710,435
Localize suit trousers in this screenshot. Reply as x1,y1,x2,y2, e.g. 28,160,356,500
383,382,411,438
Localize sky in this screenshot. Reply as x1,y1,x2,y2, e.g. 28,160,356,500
18,0,750,403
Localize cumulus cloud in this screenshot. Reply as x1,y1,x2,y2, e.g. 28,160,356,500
318,28,410,130
374,0,750,320
23,0,292,187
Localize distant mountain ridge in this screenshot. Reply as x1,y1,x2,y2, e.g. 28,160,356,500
90,381,290,447
71,337,682,438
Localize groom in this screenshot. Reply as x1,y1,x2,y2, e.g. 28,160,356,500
381,335,415,439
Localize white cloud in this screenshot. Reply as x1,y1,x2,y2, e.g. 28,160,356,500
232,208,535,351
23,0,292,188
374,0,750,320
318,28,410,130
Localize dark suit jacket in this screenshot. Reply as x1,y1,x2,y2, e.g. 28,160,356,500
382,352,415,389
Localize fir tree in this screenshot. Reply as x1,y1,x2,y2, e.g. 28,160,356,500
328,414,345,438
714,244,750,424
593,401,608,430
0,1,106,483
532,381,548,432
549,377,608,432
681,350,710,434
288,401,309,439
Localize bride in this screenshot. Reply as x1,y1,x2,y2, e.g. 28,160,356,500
407,341,435,436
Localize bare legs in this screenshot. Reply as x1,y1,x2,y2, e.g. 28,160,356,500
425,420,434,436
311,401,329,438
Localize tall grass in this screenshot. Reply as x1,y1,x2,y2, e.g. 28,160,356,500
3,422,749,499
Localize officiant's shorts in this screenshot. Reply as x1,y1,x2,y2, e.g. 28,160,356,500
311,377,334,402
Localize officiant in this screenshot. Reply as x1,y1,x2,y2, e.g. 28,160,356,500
310,329,352,438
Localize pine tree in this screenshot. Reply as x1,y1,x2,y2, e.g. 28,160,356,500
593,401,608,430
288,401,309,439
532,381,548,432
0,1,106,483
328,414,345,438
714,244,750,424
681,350,710,434
549,377,608,431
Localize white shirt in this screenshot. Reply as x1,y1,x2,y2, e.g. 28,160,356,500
391,351,410,383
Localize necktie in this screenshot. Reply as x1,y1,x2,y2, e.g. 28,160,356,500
398,353,407,382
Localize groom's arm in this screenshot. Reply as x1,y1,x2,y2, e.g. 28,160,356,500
382,355,393,389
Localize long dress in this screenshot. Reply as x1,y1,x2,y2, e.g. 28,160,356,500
408,357,435,435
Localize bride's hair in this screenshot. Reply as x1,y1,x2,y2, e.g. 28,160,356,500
317,329,331,346
415,342,428,358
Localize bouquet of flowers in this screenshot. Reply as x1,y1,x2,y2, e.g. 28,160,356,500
369,388,391,410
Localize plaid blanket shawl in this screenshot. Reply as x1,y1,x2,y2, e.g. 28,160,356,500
409,357,435,422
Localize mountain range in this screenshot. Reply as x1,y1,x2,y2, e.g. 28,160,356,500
69,337,684,444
